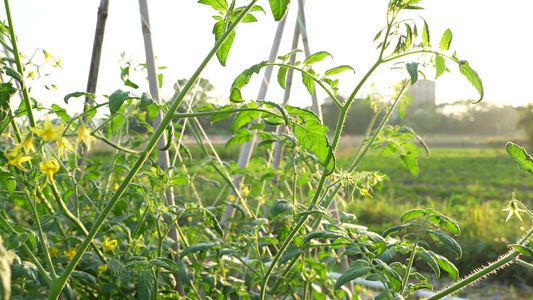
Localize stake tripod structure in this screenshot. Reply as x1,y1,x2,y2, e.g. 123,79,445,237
219,0,353,292
79,0,186,295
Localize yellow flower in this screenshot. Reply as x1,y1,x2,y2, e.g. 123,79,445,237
102,238,117,252
502,195,527,222
49,247,58,258
52,59,62,68
77,124,96,152
63,247,77,260
359,188,373,198
27,71,35,79
43,50,53,62
226,195,236,202
56,137,74,158
39,158,60,183
21,134,35,154
30,114,64,141
112,183,119,192
4,147,32,171
98,264,107,275
241,185,250,197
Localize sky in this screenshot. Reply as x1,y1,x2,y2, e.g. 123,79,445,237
1,0,532,116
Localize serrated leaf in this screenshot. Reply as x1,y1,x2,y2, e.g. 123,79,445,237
109,89,130,115
334,260,371,290
406,62,419,85
64,92,95,104
303,51,332,65
199,0,228,12
435,54,446,79
458,60,483,103
401,209,426,223
230,61,268,102
277,66,288,89
422,19,430,46
324,65,355,76
213,20,235,67
417,249,440,278
226,128,253,147
358,230,387,255
294,120,335,175
231,103,260,134
180,242,219,258
382,224,409,237
439,29,452,51
150,259,175,272
506,142,533,176
427,229,462,258
302,70,314,95
268,0,290,21
375,258,402,292
286,105,320,122
280,245,304,264
2,67,24,89
204,209,224,237
430,251,459,280
138,269,155,300
427,213,460,235
269,199,293,218
302,230,348,245
400,153,418,176
509,244,533,257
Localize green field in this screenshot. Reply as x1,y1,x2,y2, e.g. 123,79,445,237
337,146,533,283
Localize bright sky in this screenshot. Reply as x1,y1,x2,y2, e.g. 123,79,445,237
2,0,532,116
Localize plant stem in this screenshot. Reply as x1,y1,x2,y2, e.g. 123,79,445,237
427,227,533,300
4,0,36,127
47,2,258,298
400,218,427,295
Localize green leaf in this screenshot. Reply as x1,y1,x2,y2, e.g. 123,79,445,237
140,92,155,108
358,230,387,255
64,91,95,104
268,0,290,21
204,209,224,237
427,229,462,258
199,0,228,12
294,120,335,175
382,224,409,237
400,153,418,176
71,270,96,287
109,89,130,115
2,67,24,88
286,105,320,122
212,105,234,122
405,24,412,47
439,29,452,51
458,60,483,103
0,83,16,128
146,102,159,122
429,251,459,280
280,245,304,264
177,261,195,284
422,19,430,46
230,61,268,103
509,244,533,257
302,70,315,95
506,142,533,176
158,123,174,151
340,212,356,223
406,62,419,85
372,29,383,43
259,100,290,126
180,242,219,258
138,269,155,300
302,230,348,245
324,65,355,76
7,232,28,250
303,51,332,65
427,212,460,235
226,128,253,147
435,54,446,79
277,66,288,89
334,260,371,290
269,199,293,218
170,176,188,187
277,49,302,61
375,258,402,292
213,20,235,67
0,173,15,196
416,248,440,278
149,258,175,272
401,209,426,223
231,103,260,134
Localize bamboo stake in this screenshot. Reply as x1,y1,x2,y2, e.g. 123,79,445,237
220,12,289,228
138,0,185,295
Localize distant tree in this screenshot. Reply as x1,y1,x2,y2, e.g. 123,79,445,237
517,103,533,148
322,95,379,136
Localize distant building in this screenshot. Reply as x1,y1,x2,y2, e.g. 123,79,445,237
406,80,435,105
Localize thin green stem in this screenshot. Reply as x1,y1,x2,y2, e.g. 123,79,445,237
23,188,57,280
400,218,427,295
515,258,533,270
428,226,533,300
4,0,36,127
47,2,258,298
0,214,52,286
92,134,141,155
